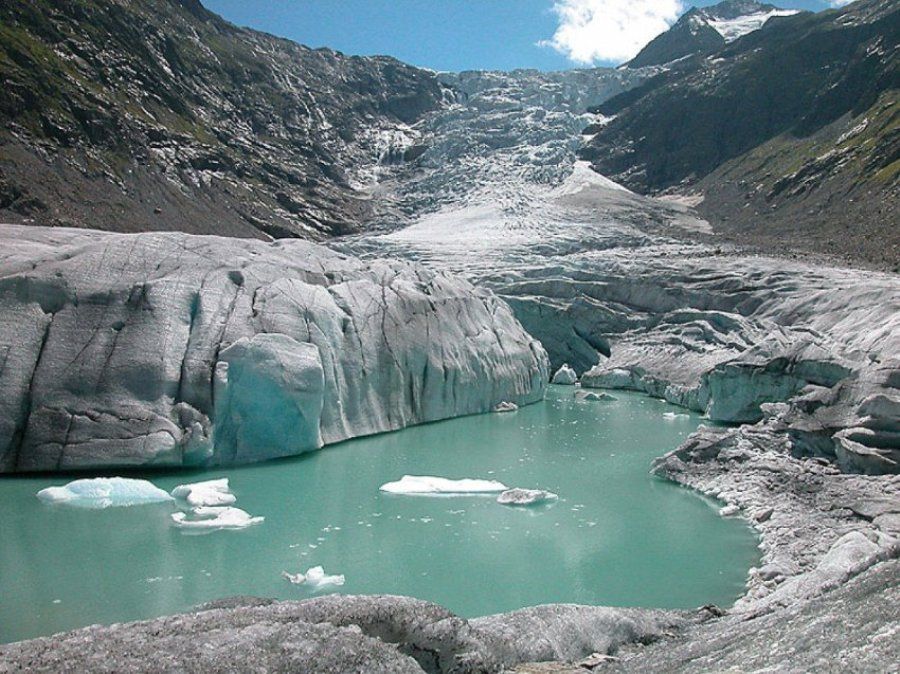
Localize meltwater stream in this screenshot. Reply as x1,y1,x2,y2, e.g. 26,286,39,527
0,388,759,643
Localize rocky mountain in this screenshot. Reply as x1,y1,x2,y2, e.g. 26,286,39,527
628,0,800,68
584,0,899,268
0,0,446,239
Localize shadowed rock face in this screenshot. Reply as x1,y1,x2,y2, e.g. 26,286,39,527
0,0,445,239
583,0,900,268
0,224,548,472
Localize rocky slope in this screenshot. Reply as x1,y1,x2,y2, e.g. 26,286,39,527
627,0,800,69
0,224,547,472
0,0,445,239
583,0,900,268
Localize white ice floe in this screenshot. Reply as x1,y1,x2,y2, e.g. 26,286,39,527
171,478,236,507
575,390,616,402
170,506,263,529
662,411,690,420
496,488,559,506
282,566,345,589
493,401,519,413
380,475,508,495
551,364,578,385
36,477,173,509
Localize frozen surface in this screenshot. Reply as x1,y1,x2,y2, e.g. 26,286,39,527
171,478,236,507
708,10,800,42
170,506,264,530
283,566,346,589
552,364,578,385
380,475,509,494
36,478,173,509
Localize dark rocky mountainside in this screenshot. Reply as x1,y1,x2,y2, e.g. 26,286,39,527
584,0,899,268
0,0,445,239
627,0,799,69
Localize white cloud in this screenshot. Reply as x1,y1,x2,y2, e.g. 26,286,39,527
829,0,854,6
539,0,685,65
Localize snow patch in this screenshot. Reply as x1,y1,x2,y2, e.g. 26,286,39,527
555,161,631,197
708,10,800,42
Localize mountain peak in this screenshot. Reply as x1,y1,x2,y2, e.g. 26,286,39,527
628,0,801,68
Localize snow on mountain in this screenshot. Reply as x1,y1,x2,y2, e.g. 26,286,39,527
708,8,800,42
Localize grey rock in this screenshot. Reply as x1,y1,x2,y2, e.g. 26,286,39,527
496,488,558,506
0,595,684,674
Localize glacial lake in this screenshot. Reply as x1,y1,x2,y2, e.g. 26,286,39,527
0,387,759,643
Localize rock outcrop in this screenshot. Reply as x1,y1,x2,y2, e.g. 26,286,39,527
584,0,900,268
0,594,684,673
0,224,548,472
0,0,446,239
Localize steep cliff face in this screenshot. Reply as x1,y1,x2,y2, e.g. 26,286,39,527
0,0,445,239
0,224,548,472
583,0,900,267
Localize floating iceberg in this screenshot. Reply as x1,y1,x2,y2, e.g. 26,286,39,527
171,478,236,507
493,401,519,413
170,506,263,530
36,478,173,509
575,390,616,402
496,488,558,506
662,411,690,420
380,475,508,495
551,364,577,385
282,566,345,589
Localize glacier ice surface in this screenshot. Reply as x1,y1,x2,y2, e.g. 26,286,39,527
380,475,508,495
36,478,173,509
171,478,236,507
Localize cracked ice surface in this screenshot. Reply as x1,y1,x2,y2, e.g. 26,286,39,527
0,225,548,472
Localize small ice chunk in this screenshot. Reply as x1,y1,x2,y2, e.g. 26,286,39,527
551,364,577,385
497,488,559,506
575,390,616,402
282,566,345,589
493,401,518,413
171,506,263,529
380,475,508,495
171,478,236,507
719,504,741,517
36,478,173,509
663,411,690,420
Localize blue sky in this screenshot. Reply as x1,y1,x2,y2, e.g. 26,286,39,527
204,0,846,71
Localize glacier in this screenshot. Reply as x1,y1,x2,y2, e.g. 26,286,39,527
0,225,548,472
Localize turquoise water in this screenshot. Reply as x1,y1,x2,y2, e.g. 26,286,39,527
0,387,759,643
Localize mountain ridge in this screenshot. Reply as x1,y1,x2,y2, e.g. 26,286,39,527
583,0,900,268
